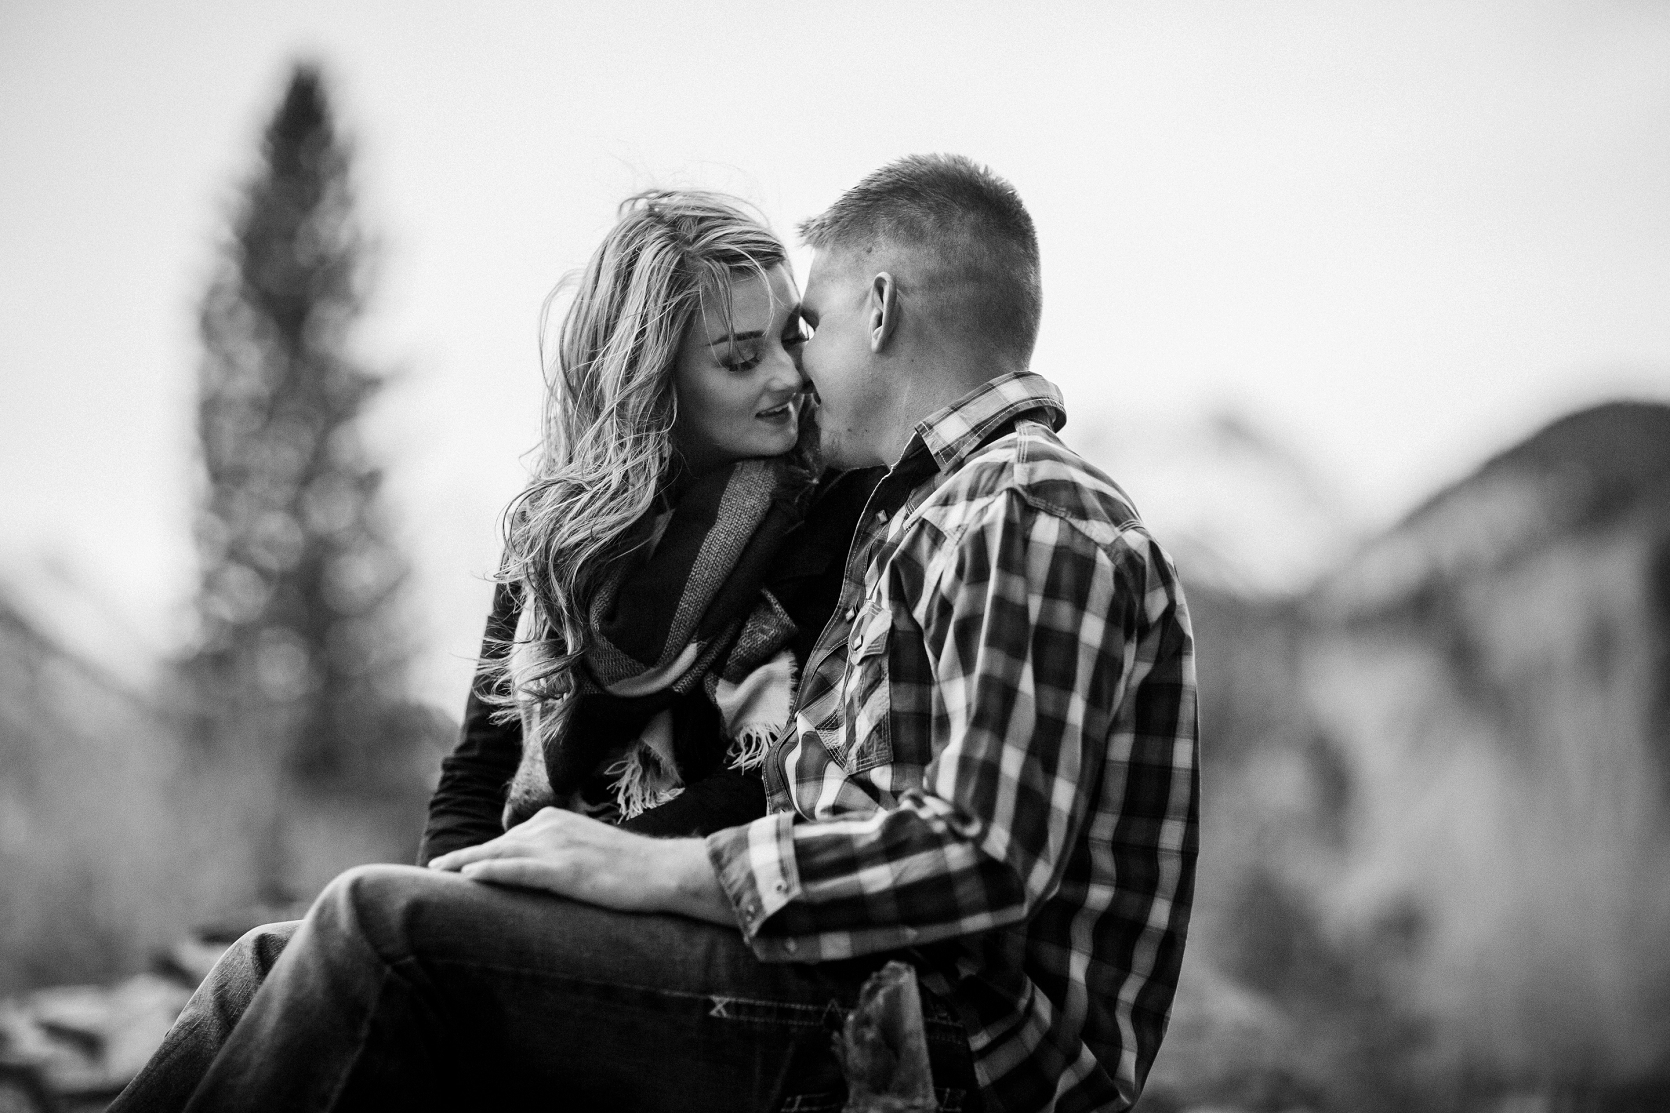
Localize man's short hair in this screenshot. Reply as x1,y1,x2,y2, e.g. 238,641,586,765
799,154,1042,363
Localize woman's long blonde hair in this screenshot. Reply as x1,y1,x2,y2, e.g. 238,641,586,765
492,190,791,704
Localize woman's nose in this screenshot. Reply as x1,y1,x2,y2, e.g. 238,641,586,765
765,348,805,393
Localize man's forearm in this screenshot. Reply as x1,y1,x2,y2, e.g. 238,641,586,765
654,838,738,926
428,807,741,928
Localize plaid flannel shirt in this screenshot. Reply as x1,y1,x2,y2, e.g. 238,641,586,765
706,372,1199,1113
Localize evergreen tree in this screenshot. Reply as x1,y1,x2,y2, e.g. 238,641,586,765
191,63,410,792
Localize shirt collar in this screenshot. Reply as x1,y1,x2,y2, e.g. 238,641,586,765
904,370,1067,474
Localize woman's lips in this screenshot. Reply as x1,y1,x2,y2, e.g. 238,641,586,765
756,400,796,421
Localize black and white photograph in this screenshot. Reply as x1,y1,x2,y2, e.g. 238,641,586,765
2,2,1668,1110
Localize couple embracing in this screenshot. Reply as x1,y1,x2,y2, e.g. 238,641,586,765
114,155,1200,1113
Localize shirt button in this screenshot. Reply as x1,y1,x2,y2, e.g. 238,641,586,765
784,940,798,954
773,880,788,894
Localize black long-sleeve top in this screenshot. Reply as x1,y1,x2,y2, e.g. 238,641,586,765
417,467,883,865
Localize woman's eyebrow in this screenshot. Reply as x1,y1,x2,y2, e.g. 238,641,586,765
706,329,763,347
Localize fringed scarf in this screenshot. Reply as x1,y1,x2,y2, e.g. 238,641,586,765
502,457,811,828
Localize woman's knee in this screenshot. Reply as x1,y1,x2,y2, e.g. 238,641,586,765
189,918,299,1009
312,862,472,965
226,917,300,975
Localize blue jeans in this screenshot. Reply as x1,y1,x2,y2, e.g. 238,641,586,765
111,864,980,1112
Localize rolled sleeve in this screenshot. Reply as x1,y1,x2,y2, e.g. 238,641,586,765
705,811,802,954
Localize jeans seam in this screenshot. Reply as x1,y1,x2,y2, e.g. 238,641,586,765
314,941,396,1110
429,958,851,1016
116,1011,205,1108
429,958,973,1048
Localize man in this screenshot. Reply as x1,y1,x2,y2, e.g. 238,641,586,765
119,154,1198,1113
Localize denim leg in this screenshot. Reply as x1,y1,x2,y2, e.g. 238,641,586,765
108,920,299,1113
177,863,978,1113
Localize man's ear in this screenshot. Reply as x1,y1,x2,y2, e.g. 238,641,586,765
867,272,898,354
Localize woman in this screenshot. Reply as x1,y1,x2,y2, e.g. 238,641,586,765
110,191,880,1110
420,189,878,857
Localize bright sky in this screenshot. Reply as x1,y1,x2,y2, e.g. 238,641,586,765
3,0,1668,711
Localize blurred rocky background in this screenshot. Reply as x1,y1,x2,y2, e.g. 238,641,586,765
0,67,450,1110
1098,403,1670,1112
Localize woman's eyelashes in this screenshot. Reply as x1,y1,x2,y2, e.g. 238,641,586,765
720,310,812,372
721,348,762,373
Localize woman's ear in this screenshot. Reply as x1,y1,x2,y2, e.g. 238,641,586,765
867,272,898,354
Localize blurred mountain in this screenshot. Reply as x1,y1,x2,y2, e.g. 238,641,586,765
0,574,451,996
1325,401,1670,619
1305,402,1670,1089
0,550,166,694
0,589,221,995
1143,401,1670,1113
1072,409,1360,598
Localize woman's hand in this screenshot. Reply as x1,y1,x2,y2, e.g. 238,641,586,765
427,807,737,926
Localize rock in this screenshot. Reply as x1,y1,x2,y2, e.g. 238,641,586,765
835,961,937,1113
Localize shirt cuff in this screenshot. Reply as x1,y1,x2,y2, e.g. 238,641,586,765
705,811,801,941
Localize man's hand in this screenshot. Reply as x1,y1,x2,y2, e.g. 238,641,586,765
427,808,737,926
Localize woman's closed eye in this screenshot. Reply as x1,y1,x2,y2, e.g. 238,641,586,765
721,349,763,373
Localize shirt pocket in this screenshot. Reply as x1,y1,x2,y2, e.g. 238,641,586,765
837,598,894,775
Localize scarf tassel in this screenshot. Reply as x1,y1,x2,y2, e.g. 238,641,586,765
604,717,685,820
608,721,780,820
726,725,777,774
